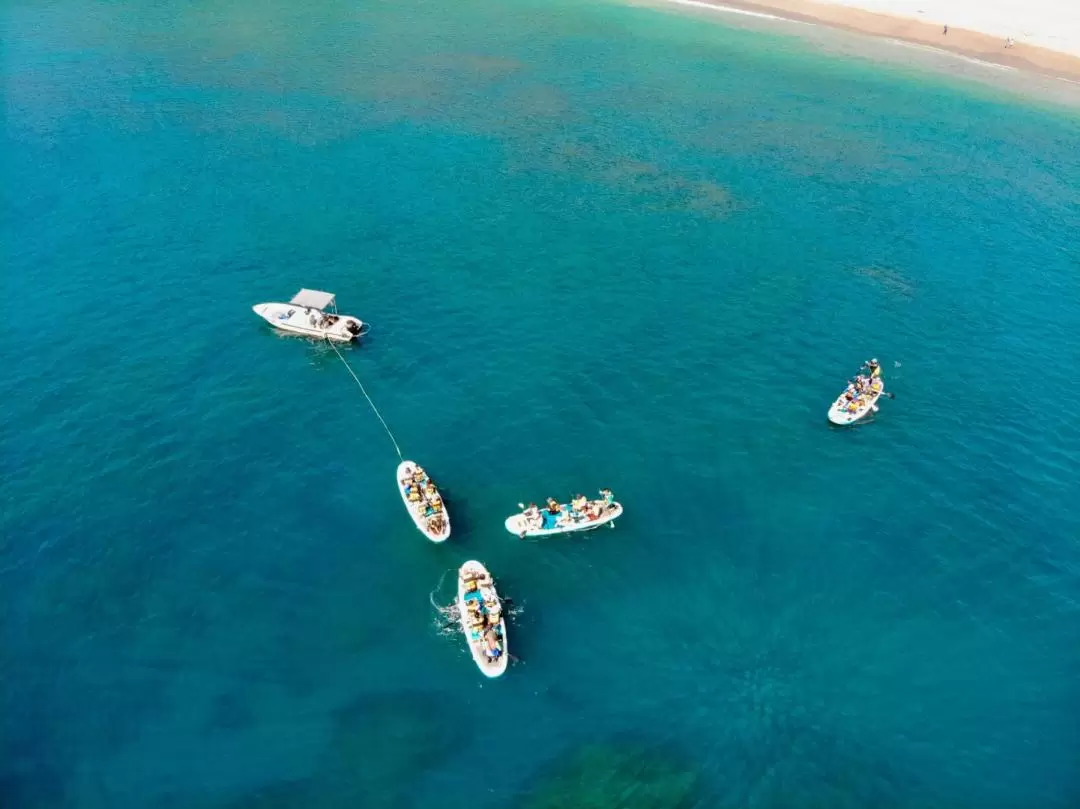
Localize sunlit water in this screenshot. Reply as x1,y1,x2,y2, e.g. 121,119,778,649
4,1,1080,807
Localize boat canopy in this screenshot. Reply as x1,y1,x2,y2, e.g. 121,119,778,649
290,288,336,310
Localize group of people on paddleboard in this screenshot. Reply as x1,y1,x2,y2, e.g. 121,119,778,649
462,569,505,665
838,358,883,413
520,488,616,531
401,464,447,535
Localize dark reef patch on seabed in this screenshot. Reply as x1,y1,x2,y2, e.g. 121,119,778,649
208,689,462,809
516,737,701,809
515,730,937,809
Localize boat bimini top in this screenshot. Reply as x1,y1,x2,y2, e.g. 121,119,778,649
289,288,337,312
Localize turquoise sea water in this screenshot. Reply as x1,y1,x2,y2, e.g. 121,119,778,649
4,0,1080,807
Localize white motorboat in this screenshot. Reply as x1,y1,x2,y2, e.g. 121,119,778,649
828,362,886,425
505,491,623,538
396,461,450,543
252,289,367,342
456,561,508,678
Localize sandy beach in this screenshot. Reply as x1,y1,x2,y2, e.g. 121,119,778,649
651,0,1080,82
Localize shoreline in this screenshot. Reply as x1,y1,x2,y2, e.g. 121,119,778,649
646,0,1080,84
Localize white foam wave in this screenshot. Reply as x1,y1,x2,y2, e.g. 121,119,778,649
657,0,816,27
885,38,1019,72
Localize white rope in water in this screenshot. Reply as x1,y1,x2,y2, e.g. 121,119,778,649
325,337,404,461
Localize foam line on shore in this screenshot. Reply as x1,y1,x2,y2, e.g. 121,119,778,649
660,0,816,26
885,38,1019,72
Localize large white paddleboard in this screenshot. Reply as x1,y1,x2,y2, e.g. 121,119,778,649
456,561,508,678
828,378,885,425
396,461,450,542
505,502,623,538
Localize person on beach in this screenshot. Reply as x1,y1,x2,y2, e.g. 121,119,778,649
943,25,948,35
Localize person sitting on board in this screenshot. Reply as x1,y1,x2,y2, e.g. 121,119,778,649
571,494,587,517
542,500,561,530
523,503,540,525
599,488,615,511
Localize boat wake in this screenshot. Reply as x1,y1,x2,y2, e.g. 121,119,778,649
430,569,459,635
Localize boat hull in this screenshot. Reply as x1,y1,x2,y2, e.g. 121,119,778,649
505,502,623,537
396,461,450,542
456,561,508,678
253,303,364,343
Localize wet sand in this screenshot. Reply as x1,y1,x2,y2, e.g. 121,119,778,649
649,0,1080,83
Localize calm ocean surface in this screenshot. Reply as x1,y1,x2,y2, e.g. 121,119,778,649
4,0,1080,807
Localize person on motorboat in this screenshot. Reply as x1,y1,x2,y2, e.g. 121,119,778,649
546,498,561,515
600,488,615,511
571,494,587,516
864,358,881,378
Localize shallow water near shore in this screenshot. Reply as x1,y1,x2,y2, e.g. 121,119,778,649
4,0,1080,807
